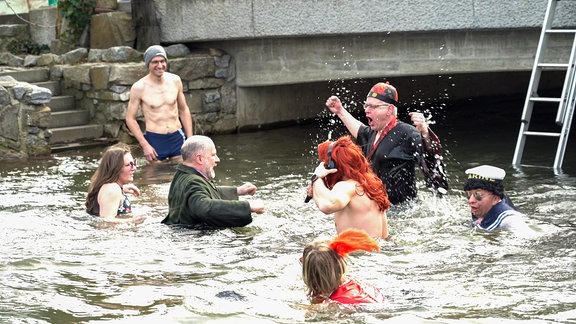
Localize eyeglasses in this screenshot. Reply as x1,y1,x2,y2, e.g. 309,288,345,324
363,103,389,110
466,191,487,201
125,161,137,169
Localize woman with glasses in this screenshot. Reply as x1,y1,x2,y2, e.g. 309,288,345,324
86,143,145,224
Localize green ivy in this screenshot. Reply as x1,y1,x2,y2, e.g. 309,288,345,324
57,0,96,46
7,39,51,55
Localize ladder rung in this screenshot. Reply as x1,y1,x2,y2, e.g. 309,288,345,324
545,29,576,34
538,63,569,69
523,131,561,137
513,1,575,170
530,97,561,103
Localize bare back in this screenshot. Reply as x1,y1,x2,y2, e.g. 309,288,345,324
131,72,183,134
333,180,388,239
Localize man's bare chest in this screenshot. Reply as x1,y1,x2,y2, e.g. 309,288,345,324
142,86,178,108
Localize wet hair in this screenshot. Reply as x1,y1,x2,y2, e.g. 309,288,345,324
85,143,131,214
463,178,505,199
301,229,380,302
317,135,390,211
302,240,346,301
181,135,213,161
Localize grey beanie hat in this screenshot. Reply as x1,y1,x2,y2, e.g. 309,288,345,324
144,45,167,67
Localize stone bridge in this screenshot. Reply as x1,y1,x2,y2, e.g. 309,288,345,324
150,0,576,129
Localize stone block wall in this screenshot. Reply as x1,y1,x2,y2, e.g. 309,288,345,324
73,50,237,138
90,11,135,49
0,45,238,159
51,46,238,140
0,24,29,52
0,76,52,159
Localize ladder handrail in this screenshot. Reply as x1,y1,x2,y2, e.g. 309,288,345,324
554,48,576,170
556,38,576,124
512,0,576,172
556,24,576,125
512,0,556,166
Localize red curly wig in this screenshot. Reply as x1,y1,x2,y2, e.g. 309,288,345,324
317,135,390,211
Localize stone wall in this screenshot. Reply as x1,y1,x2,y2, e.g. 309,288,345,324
51,45,238,136
0,44,238,159
0,23,29,52
0,75,52,159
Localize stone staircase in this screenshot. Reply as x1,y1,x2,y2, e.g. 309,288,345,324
0,67,113,152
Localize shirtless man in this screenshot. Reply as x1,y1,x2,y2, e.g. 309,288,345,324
126,45,193,162
306,135,390,239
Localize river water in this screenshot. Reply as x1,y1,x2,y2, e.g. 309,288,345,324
1,98,575,323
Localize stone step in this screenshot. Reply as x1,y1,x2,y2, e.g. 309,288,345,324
35,80,61,95
0,67,49,83
48,95,75,112
49,110,90,128
49,124,104,145
51,138,119,153
0,66,108,151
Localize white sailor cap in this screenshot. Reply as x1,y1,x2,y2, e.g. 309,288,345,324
465,165,505,182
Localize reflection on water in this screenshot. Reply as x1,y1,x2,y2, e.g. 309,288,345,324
1,106,576,323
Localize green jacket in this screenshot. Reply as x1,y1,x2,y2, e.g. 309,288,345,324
162,164,253,228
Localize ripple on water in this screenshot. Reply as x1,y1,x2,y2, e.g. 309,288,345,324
1,126,575,322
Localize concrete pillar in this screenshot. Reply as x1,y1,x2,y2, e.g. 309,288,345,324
29,7,58,47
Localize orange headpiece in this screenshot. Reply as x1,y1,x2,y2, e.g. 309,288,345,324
329,229,380,258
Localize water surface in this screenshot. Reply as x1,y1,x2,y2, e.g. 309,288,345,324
1,101,575,323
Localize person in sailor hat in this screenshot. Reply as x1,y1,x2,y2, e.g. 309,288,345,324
463,165,534,236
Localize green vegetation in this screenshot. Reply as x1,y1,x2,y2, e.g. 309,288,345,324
7,39,51,55
57,0,96,46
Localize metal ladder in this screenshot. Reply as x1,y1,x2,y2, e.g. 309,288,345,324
512,0,576,172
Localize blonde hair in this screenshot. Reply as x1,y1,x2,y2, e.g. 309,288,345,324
302,241,347,301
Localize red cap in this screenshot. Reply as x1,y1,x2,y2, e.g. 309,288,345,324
367,82,399,106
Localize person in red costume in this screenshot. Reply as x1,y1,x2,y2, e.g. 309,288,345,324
301,229,384,304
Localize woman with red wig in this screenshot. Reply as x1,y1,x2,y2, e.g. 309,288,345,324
301,228,384,304
306,135,390,239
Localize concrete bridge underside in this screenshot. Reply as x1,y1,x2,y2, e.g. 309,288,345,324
154,0,576,130
200,30,569,130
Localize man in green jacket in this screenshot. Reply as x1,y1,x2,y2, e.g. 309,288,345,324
162,135,265,228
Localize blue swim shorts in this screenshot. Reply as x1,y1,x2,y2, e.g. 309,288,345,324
144,128,186,160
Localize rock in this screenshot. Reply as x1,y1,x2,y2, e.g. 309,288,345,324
90,12,135,49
